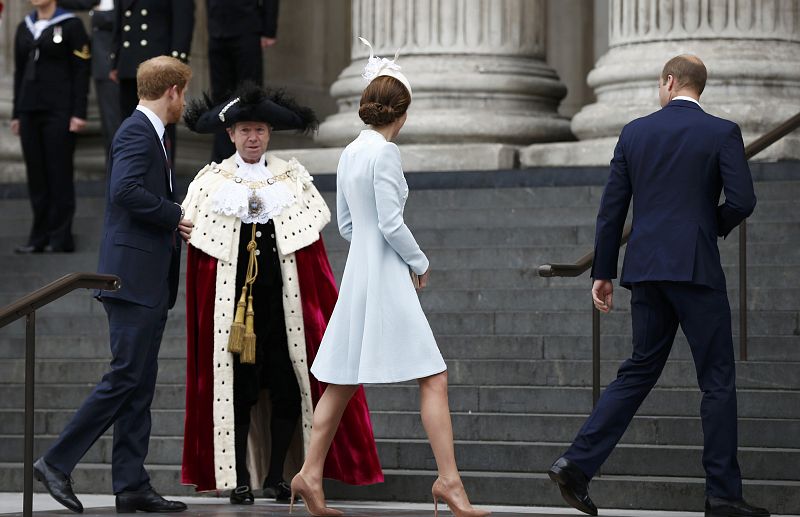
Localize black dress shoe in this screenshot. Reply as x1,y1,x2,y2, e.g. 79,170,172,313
262,479,294,503
548,457,598,516
230,485,255,505
115,487,187,513
32,457,83,514
14,244,44,254
706,496,770,517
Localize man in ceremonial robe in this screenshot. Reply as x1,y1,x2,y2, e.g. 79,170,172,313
180,83,383,504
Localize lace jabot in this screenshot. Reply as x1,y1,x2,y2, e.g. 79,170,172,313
210,152,296,224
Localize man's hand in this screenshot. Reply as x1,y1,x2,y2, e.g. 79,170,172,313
592,279,613,313
69,117,87,133
178,219,193,242
10,119,20,136
261,37,277,49
109,69,118,83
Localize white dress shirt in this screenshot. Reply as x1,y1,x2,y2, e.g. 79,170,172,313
673,95,701,107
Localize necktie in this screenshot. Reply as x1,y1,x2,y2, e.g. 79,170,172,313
162,132,173,192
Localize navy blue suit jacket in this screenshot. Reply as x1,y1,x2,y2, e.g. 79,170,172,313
590,99,756,291
97,109,182,308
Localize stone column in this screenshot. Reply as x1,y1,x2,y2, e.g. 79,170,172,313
315,0,571,147
563,0,800,161
0,2,26,182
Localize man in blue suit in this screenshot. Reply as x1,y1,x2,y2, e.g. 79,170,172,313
548,55,769,517
32,56,194,514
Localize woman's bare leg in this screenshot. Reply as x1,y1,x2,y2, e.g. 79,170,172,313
418,371,459,479
297,384,359,487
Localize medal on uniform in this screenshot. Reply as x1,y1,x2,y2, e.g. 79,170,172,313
248,191,263,218
53,26,63,44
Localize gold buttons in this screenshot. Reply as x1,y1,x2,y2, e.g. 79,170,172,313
123,41,130,48
141,23,148,30
171,50,179,57
124,10,131,16
123,25,130,31
140,39,147,46
180,52,187,59
141,8,148,15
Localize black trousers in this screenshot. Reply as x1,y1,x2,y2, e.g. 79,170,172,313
233,283,301,488
44,294,169,494
119,78,176,162
208,33,263,163
18,111,76,251
95,77,122,165
563,282,742,499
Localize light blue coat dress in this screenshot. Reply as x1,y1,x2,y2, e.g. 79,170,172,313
310,129,447,384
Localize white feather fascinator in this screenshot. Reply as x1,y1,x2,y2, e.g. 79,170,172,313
359,37,412,98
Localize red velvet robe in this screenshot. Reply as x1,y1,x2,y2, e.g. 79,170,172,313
181,238,384,491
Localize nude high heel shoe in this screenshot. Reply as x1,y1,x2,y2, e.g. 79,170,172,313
289,473,343,516
432,477,491,517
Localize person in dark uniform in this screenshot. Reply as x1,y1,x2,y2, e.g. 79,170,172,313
58,0,123,164
11,0,90,253
206,0,279,162
110,0,194,161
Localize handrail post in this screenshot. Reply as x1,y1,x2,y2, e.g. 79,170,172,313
23,312,35,517
592,305,600,408
739,221,748,361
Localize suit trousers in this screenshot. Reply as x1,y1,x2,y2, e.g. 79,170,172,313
208,33,263,163
44,293,169,494
18,111,76,251
563,281,742,499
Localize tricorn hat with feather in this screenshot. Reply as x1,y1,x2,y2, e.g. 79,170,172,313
184,82,318,134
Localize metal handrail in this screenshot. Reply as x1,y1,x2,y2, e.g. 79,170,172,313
538,112,800,407
0,273,120,517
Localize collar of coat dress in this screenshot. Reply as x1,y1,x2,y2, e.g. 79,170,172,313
182,153,331,262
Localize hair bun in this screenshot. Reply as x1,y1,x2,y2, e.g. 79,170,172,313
358,101,396,126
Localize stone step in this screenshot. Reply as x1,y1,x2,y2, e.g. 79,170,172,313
362,385,800,419
0,462,796,512
3,219,799,251
374,439,800,481
0,434,795,482
1,309,797,338
1,408,797,450
3,285,798,315
2,333,796,363
1,357,796,390
324,469,800,513
367,411,800,448
0,435,183,465
1,384,798,418
0,462,197,497
0,408,184,437
3,178,799,215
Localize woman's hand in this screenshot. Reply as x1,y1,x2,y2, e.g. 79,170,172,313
411,269,431,291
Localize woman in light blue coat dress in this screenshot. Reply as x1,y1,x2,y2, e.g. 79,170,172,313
290,43,489,517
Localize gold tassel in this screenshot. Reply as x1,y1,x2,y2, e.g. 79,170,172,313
240,295,257,364
228,286,247,354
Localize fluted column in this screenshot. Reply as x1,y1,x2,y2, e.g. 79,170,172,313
571,0,800,143
316,0,571,147
0,3,27,182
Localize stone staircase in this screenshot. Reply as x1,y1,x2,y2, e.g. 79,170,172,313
0,175,798,513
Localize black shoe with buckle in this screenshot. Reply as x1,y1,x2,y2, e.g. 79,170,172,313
230,485,255,505
706,496,770,517
32,457,83,514
262,479,294,503
115,487,187,513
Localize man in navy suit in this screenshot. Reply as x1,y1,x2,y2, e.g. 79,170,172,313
548,55,769,517
32,56,194,514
